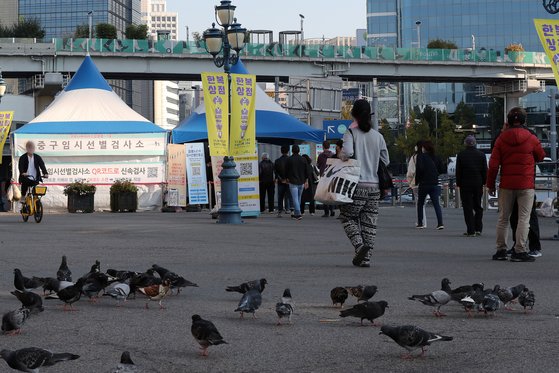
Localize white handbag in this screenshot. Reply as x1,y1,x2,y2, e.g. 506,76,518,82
314,158,360,205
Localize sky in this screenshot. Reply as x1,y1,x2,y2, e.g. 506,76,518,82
165,0,366,41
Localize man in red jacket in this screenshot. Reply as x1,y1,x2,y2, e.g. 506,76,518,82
487,107,546,262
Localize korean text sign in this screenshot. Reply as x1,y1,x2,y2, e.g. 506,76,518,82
185,143,209,205
535,19,559,86
0,111,14,163
230,74,256,156
202,72,229,156
167,144,187,207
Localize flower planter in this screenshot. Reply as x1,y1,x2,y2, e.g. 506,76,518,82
110,191,138,212
67,193,95,213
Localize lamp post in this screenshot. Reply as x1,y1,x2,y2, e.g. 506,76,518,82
0,72,7,103
203,0,247,224
415,20,421,48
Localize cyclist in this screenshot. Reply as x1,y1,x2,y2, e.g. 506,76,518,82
18,141,48,198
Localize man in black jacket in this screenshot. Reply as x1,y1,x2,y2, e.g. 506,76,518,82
274,145,292,216
286,145,309,220
18,141,48,196
259,153,275,213
456,135,487,236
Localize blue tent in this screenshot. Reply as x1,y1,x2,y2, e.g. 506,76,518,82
172,60,324,144
15,56,165,134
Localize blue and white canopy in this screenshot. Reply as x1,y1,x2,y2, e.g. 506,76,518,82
15,56,165,134
172,60,324,144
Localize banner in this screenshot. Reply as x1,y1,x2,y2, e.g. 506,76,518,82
167,144,187,207
535,19,559,86
185,143,209,205
202,72,229,156
13,133,167,157
0,111,14,164
230,74,256,156
39,162,165,184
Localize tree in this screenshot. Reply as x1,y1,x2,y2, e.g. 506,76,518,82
125,24,148,40
396,114,432,159
435,113,463,162
452,101,476,129
0,18,45,39
379,119,406,170
427,39,458,49
74,24,90,38
95,23,117,39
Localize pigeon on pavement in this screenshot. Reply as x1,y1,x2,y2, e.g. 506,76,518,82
129,269,161,298
54,278,86,311
496,284,526,310
340,300,389,326
275,288,294,325
409,280,451,317
235,288,262,318
56,255,72,282
41,278,60,295
459,283,485,316
518,288,535,313
111,351,141,373
330,287,349,308
346,285,378,302
2,308,30,336
0,347,79,372
151,264,198,294
482,288,501,316
13,269,44,292
225,278,267,294
191,315,227,356
104,282,131,307
380,325,453,359
11,290,44,314
138,279,171,309
82,272,110,302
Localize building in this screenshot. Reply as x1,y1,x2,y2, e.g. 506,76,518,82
153,80,180,130
0,0,18,28
141,0,178,40
303,36,356,47
366,0,555,140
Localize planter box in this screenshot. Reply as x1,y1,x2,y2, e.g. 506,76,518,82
67,193,95,213
110,191,138,212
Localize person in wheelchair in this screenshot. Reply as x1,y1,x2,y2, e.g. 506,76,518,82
18,141,48,198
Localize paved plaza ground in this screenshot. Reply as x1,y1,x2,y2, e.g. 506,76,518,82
0,206,557,372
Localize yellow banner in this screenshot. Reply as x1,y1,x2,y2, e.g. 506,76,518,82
202,72,229,156
230,74,256,156
0,111,14,164
535,19,559,86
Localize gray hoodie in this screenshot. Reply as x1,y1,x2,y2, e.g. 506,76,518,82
342,127,389,184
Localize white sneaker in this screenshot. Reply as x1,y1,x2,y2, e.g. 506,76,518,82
415,224,426,229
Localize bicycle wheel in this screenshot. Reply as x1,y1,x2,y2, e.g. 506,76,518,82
34,200,43,223
21,200,30,222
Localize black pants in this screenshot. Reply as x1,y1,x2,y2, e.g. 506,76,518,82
460,186,484,234
19,176,38,197
259,181,275,212
323,205,335,216
301,186,316,214
277,183,292,212
510,196,541,251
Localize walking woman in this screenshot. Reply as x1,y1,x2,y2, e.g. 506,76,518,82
340,99,389,268
406,140,426,227
415,140,446,230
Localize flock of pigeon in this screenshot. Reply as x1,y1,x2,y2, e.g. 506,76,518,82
0,254,538,371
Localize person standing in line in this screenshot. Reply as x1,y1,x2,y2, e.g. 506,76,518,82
258,153,275,213
317,140,335,217
274,145,293,217
301,154,319,215
487,107,545,262
406,141,425,227
286,144,309,220
340,99,389,268
415,140,446,230
456,135,487,237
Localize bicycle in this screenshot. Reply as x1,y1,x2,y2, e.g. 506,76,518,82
20,176,48,223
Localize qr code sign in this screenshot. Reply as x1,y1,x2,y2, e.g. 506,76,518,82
239,162,253,176
192,166,201,176
147,167,159,178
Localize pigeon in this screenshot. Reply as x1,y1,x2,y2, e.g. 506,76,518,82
518,288,535,313
191,315,227,356
225,278,267,294
340,300,389,326
80,261,101,281
106,269,137,282
346,285,378,302
138,279,171,309
0,347,79,372
151,264,198,294
56,255,72,282
129,269,161,298
443,278,482,303
380,325,453,359
13,269,44,291
41,278,60,295
11,290,44,314
2,308,30,336
82,272,110,302
235,288,262,318
330,287,349,308
55,277,86,311
409,280,451,317
496,284,526,310
482,292,501,316
111,351,141,373
104,282,131,307
275,288,294,325
459,283,486,316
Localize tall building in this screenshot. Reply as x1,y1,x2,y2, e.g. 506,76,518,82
0,0,18,28
141,0,178,40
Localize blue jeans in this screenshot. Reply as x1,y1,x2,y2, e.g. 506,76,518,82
417,185,443,226
289,183,304,216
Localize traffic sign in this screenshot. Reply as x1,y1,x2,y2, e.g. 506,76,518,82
323,120,352,139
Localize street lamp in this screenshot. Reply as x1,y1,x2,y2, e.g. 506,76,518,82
203,0,247,224
0,72,7,103
415,20,421,48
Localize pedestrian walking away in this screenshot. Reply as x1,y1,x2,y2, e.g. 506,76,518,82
406,141,426,227
415,140,446,230
301,154,319,215
286,145,310,220
258,153,275,213
317,140,336,217
487,107,545,262
339,99,389,268
456,135,487,236
274,145,293,217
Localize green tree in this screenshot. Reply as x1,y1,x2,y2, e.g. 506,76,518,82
396,114,432,158
427,39,458,49
125,24,149,39
452,101,476,129
435,113,463,162
95,23,117,39
380,120,406,168
0,18,45,39
74,24,90,38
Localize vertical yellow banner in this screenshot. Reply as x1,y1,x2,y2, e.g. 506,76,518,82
0,111,14,164
202,72,229,156
534,19,559,86
230,74,256,156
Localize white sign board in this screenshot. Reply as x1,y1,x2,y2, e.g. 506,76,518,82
42,162,165,184
185,143,209,205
